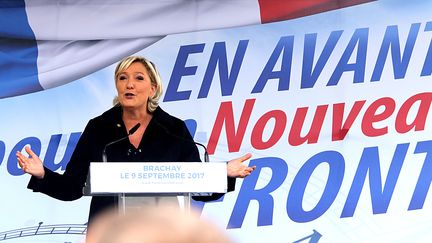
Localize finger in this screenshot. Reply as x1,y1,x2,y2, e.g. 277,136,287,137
16,153,25,163
15,151,28,162
17,158,24,168
238,153,252,162
245,167,254,172
16,151,26,160
25,146,38,158
243,171,251,177
22,166,29,173
17,158,27,170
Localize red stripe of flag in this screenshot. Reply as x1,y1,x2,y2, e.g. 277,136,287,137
258,0,376,23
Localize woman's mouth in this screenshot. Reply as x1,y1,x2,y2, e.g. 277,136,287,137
125,93,135,98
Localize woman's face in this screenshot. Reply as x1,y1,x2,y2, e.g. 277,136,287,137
115,62,156,112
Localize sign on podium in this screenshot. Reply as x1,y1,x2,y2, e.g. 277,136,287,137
85,162,227,214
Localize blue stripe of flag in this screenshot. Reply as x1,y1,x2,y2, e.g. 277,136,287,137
0,0,42,99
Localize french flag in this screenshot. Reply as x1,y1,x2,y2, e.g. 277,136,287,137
0,0,374,99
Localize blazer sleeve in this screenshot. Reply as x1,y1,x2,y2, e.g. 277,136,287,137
27,119,99,201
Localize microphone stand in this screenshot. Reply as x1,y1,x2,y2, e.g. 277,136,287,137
153,119,210,163
194,141,209,162
82,123,141,198
102,123,141,162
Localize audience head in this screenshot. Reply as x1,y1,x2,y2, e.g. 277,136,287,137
86,205,233,243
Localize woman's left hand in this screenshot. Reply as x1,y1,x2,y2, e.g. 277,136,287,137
227,153,255,178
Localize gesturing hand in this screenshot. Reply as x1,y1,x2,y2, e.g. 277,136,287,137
227,153,256,178
16,146,45,179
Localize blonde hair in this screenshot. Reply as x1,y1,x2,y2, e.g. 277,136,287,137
113,56,163,113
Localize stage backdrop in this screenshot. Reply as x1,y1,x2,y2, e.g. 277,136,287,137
1,0,432,242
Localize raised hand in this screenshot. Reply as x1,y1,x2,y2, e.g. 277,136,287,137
227,153,256,178
16,146,45,179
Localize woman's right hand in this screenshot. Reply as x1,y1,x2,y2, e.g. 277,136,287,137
16,146,45,179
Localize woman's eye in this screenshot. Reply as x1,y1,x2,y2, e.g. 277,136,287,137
136,76,144,80
118,75,127,81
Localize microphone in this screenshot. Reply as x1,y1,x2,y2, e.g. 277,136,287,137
83,123,141,195
194,141,210,162
102,123,141,162
153,120,209,162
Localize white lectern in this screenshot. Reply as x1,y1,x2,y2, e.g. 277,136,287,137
84,162,227,215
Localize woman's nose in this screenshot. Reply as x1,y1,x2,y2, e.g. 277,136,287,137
126,80,134,89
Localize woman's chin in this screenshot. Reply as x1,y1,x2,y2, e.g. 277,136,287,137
120,103,147,111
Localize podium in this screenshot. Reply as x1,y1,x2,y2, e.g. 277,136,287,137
84,162,227,214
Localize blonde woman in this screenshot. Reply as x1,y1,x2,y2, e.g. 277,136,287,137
17,56,255,225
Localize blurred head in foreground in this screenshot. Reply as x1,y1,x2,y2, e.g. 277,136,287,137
85,205,233,243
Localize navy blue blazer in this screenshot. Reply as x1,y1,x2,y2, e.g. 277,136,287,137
28,106,234,224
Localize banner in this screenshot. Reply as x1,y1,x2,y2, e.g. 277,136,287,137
1,0,431,242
